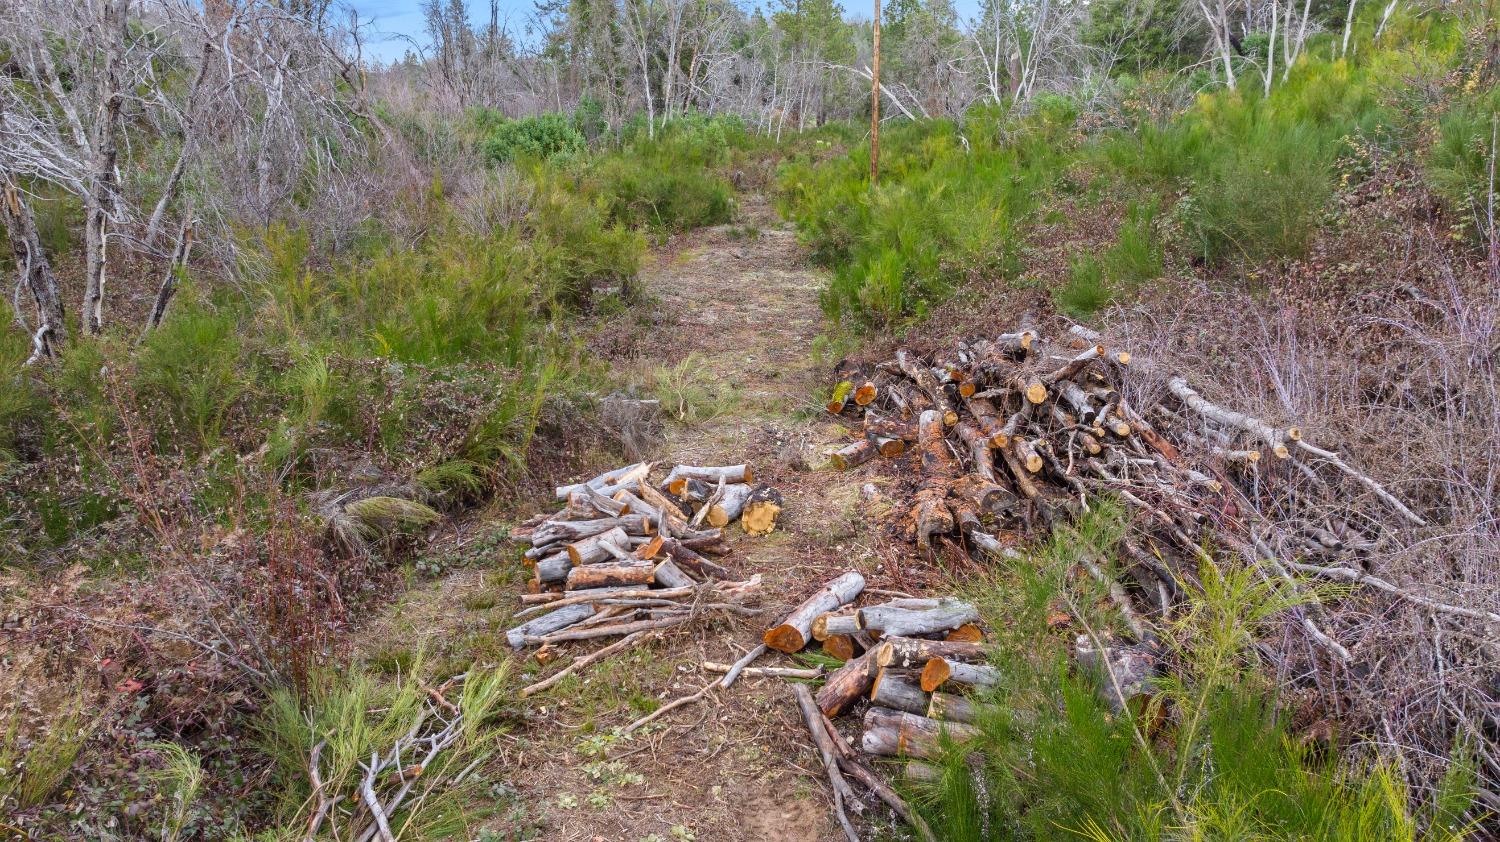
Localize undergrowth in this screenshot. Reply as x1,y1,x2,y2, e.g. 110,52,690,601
915,504,1480,840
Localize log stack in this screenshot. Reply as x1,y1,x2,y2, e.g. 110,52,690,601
507,461,784,693
822,323,1430,670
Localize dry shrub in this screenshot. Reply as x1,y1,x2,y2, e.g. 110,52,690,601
1091,165,1500,806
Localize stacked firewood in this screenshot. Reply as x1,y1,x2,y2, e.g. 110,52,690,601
507,460,782,696
823,324,1445,671
766,571,991,841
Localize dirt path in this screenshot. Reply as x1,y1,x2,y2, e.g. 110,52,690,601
360,197,903,841
505,197,896,841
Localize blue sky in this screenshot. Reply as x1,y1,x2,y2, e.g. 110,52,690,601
350,0,983,62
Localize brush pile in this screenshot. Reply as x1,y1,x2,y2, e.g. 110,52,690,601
506,460,783,695
826,324,1488,674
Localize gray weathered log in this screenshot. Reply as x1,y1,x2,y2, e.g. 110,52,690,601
858,598,979,637
764,571,866,653
506,603,595,649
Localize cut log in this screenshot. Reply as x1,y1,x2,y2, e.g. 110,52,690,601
897,350,959,426
830,439,877,470
822,634,857,661
1011,437,1043,473
854,380,879,406
741,485,784,536
555,462,649,499
532,514,655,546
920,657,1000,692
633,534,665,560
827,380,854,414
963,395,1008,447
661,538,734,580
816,650,878,716
652,558,696,589
864,410,918,442
945,624,984,643
506,603,595,649
566,560,655,590
871,435,907,458
916,410,959,479
704,662,822,679
569,486,628,517
704,482,755,527
565,527,631,565
875,637,990,670
869,670,929,715
861,707,978,759
764,571,866,653
664,464,754,496
859,598,979,637
813,611,861,641
1048,345,1105,384
1011,375,1048,405
534,552,573,584
910,487,955,551
927,691,977,724
954,422,997,483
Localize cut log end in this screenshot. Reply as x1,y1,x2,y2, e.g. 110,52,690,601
945,624,984,643
854,381,878,405
957,381,976,398
875,436,907,458
942,410,960,427
823,634,857,661
1025,381,1047,405
742,501,781,536
764,624,807,653
919,657,952,692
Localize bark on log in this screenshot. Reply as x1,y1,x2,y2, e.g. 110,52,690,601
861,707,978,759
962,395,1008,447
566,561,655,590
858,599,979,637
741,485,784,536
652,558,696,589
764,571,866,652
875,637,990,670
954,422,997,483
506,603,596,649
864,411,917,442
920,658,1001,692
897,350,959,426
556,462,649,499
565,527,632,565
534,552,572,584
813,611,861,641
830,439,877,470
661,538,734,580
869,670,930,715
871,435,907,458
927,691,977,724
664,464,754,496
816,650,878,716
532,514,653,546
705,482,755,527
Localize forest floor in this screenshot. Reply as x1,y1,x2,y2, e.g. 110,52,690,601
355,197,934,841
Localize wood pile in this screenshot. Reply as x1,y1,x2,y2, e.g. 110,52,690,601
506,460,781,697
766,570,992,841
823,323,1450,673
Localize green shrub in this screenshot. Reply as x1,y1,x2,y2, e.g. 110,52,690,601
0,328,44,461
133,294,248,450
1426,88,1500,236
479,112,586,165
1054,255,1112,318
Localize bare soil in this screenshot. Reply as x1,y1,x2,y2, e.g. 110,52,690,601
356,197,922,841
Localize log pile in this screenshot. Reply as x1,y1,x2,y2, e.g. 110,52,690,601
824,323,1443,669
507,460,781,696
767,571,989,841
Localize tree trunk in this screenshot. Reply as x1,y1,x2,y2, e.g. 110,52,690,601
82,0,129,335
1,175,67,358
858,598,979,637
816,650,878,716
874,637,989,670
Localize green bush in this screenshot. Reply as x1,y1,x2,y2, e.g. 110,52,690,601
1426,87,1500,235
0,329,44,461
133,294,249,450
479,112,586,165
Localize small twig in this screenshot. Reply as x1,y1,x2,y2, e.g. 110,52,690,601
521,630,657,697
359,753,395,842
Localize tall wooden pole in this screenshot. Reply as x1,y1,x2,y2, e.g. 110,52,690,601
870,0,880,185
